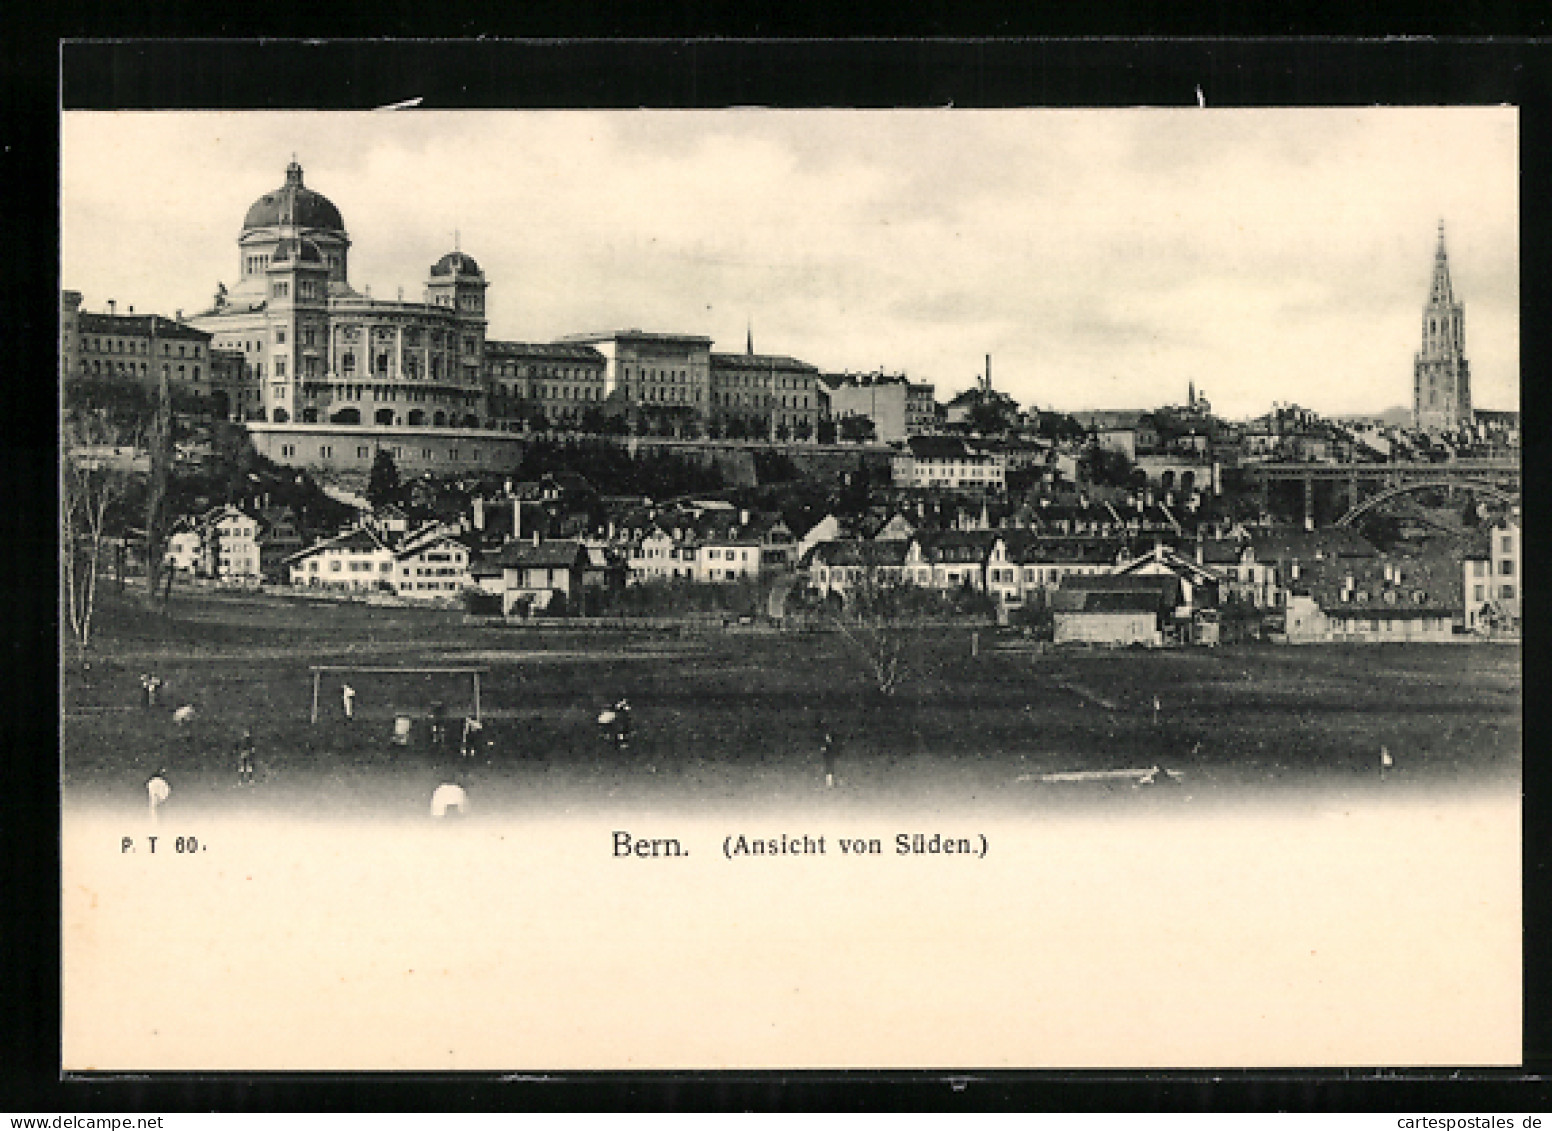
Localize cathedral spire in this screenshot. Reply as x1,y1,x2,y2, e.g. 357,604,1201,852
1414,220,1470,431
1430,219,1454,305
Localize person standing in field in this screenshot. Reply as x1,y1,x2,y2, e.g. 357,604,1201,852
235,728,256,785
460,717,483,761
141,673,163,710
612,698,633,752
820,723,838,789
146,770,170,824
341,683,356,721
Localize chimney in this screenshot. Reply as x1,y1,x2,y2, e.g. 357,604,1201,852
128,306,134,314
984,354,991,393
107,299,116,316
740,508,750,527
473,496,485,530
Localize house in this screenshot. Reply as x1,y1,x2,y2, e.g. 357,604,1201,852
256,505,305,582
1112,543,1224,614
629,522,695,585
890,435,1007,492
872,513,916,542
690,510,795,580
801,539,910,600
164,517,203,574
983,532,1123,609
391,525,473,601
200,504,263,582
693,531,763,583
1321,606,1456,643
369,504,410,538
1463,519,1520,633
901,530,998,593
286,526,395,592
1050,575,1180,647
1197,539,1280,608
489,537,598,615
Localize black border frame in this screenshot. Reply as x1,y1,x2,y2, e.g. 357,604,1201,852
7,35,1547,1113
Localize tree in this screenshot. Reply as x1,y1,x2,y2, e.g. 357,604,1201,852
1080,445,1135,488
828,558,908,696
839,415,877,443
61,414,140,651
793,418,813,442
528,407,550,432
366,449,403,509
817,418,838,444
967,398,1014,436
775,422,791,442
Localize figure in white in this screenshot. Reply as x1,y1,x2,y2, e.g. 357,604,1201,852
146,771,170,825
430,781,468,818
341,683,356,721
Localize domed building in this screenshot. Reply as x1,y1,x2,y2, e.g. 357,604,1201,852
188,160,489,430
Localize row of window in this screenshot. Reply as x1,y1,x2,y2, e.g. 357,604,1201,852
81,337,202,359
1471,584,1517,602
278,443,486,463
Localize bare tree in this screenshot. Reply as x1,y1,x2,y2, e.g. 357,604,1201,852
142,348,173,606
61,414,139,652
826,551,909,696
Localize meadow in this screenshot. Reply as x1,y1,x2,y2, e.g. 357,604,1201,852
62,588,1522,819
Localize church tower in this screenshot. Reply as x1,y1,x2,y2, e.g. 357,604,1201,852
1413,221,1472,432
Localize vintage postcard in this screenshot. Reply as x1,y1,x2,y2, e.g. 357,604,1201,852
60,105,1521,1070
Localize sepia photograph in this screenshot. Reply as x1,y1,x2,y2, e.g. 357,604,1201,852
59,102,1521,1071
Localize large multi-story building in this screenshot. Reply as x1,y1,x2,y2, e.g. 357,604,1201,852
66,296,221,415
822,372,936,443
485,341,609,431
708,350,820,439
557,329,713,430
187,160,489,429
1413,221,1472,432
890,435,1006,492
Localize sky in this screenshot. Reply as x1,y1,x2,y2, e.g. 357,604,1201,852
61,109,1518,419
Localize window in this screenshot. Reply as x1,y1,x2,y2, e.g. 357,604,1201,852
1500,560,1514,576
1473,585,1485,602
275,360,286,377
1501,536,1514,555
357,447,370,458
319,445,332,458
276,329,287,344
1501,585,1516,601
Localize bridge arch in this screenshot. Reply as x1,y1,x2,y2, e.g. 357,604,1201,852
1336,479,1519,527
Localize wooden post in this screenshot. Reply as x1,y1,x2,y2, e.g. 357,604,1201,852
311,668,321,725
971,632,979,658
473,671,481,722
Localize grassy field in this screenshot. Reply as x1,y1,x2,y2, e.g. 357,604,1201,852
62,588,1522,818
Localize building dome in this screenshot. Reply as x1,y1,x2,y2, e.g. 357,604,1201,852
242,161,345,233
430,250,482,277
271,236,324,264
